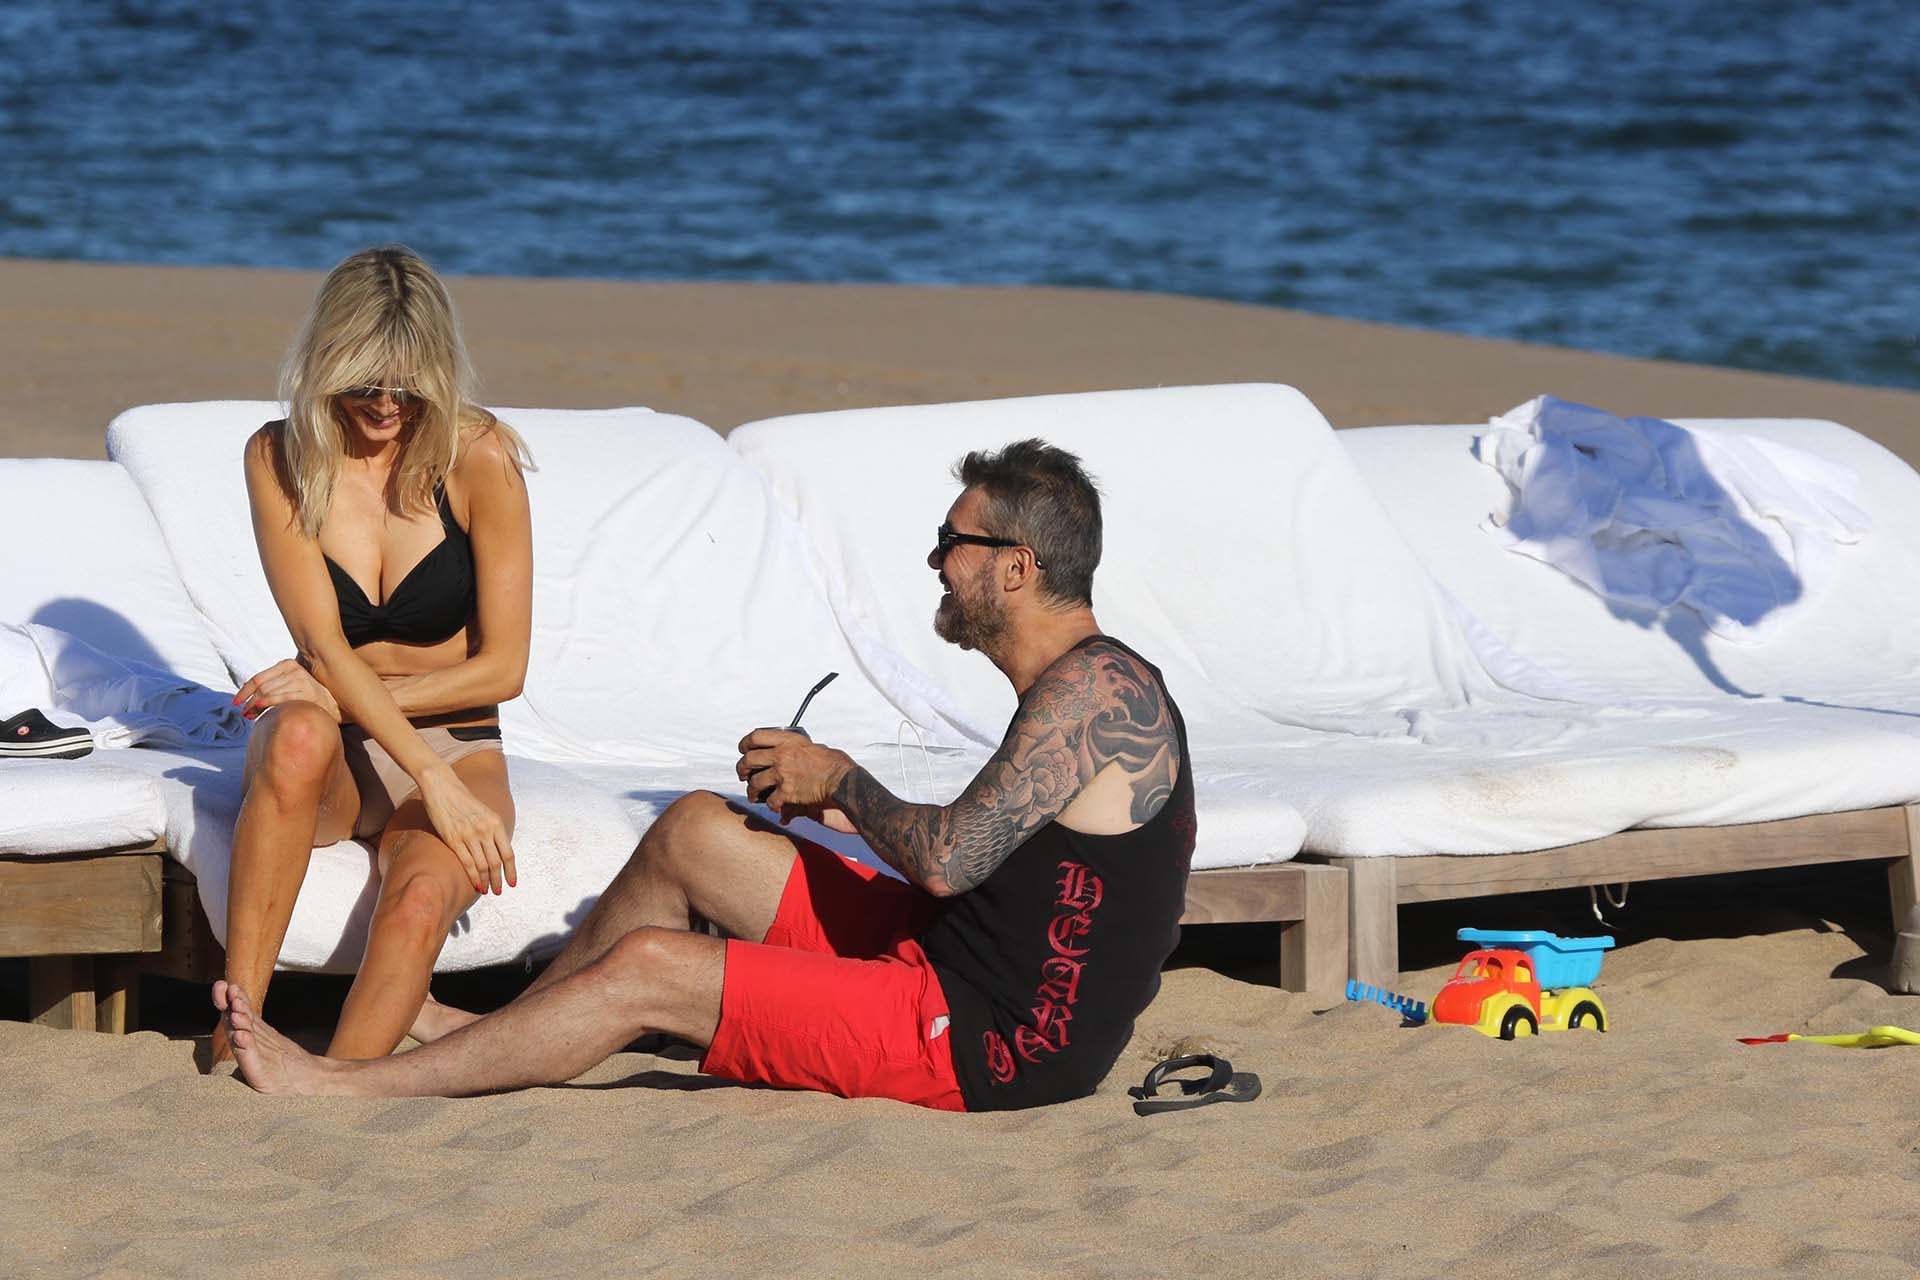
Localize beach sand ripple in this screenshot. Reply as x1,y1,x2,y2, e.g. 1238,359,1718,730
2,918,1916,1277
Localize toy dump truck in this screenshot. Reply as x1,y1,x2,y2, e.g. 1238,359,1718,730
1431,929,1614,1039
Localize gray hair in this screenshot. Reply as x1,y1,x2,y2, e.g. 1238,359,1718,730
953,438,1102,607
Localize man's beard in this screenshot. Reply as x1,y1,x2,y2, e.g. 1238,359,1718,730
934,567,1010,654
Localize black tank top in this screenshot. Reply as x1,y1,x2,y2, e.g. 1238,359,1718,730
324,483,476,648
922,635,1197,1112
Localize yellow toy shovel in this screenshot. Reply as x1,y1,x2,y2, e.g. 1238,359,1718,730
1737,1026,1920,1047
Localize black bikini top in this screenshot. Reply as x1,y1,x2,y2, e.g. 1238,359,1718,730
325,483,476,648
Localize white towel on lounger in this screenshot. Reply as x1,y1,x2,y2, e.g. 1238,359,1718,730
1475,396,1870,643
0,622,249,749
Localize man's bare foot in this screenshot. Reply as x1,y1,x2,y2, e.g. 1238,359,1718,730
213,979,352,1096
408,994,480,1045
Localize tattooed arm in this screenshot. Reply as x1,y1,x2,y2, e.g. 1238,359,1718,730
816,642,1178,896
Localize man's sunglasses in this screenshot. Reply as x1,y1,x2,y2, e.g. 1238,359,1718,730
339,385,420,406
933,524,1046,570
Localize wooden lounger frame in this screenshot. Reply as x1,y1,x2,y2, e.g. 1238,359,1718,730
15,801,1917,1029
1181,863,1349,997
1320,805,1920,985
2,846,1353,1033
0,840,165,1033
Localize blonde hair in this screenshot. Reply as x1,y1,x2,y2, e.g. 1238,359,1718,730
278,245,532,536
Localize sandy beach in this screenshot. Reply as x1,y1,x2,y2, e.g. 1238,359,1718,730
3,260,1918,1278
6,257,1920,465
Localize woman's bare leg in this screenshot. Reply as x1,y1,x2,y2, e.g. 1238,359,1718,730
211,702,360,1065
326,751,503,1059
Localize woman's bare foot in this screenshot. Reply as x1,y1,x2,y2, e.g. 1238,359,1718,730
205,1018,235,1072
214,979,352,1096
407,993,480,1045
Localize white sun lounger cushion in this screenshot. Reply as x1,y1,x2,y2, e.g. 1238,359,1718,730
731,384,1496,752
0,757,165,857
1344,418,1920,706
1270,698,1920,856
106,402,937,764
0,458,229,691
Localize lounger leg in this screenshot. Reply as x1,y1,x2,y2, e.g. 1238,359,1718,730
95,956,141,1034
1279,864,1350,1000
1891,808,1920,995
27,956,97,1031
1893,808,1920,921
1333,857,1400,986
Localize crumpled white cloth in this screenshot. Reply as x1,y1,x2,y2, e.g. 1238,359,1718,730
0,622,250,749
1475,396,1871,643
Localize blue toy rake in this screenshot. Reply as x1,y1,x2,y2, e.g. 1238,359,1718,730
1345,980,1428,1024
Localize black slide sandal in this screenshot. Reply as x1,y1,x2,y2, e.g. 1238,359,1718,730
1127,1053,1262,1115
0,708,92,760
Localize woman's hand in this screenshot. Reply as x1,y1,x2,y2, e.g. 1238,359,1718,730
236,658,341,723
416,765,518,895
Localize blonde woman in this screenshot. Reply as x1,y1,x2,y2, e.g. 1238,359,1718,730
211,246,534,1066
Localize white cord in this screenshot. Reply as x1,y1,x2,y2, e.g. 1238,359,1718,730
1588,882,1630,928
896,718,936,804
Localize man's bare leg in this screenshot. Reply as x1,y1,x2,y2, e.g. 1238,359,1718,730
408,791,796,1043
218,922,725,1097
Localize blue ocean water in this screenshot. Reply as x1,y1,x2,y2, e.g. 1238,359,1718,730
2,1,1916,389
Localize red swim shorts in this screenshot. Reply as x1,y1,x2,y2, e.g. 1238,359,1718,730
700,839,966,1112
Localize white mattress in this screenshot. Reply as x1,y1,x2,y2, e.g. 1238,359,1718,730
1344,418,1920,705
732,386,1339,868
0,757,164,857
736,389,1920,859
732,384,1503,752
1250,698,1920,856
96,397,1301,910
0,458,230,690
105,401,946,764
1303,416,1920,854
48,695,1893,883
63,389,1904,900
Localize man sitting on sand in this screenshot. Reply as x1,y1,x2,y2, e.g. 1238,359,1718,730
218,439,1198,1111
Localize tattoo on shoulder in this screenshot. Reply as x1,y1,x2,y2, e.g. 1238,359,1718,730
830,639,1180,896
1075,641,1179,824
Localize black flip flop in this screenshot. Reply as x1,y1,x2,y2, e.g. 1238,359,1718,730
1127,1053,1262,1115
